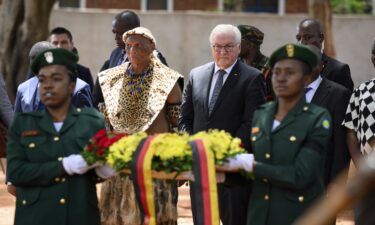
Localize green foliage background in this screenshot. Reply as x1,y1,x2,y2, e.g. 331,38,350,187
331,0,372,14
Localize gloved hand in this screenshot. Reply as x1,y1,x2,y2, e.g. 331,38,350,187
62,154,89,175
225,153,254,172
95,164,117,179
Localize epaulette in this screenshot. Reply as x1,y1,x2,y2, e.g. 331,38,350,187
74,107,103,119
302,103,327,115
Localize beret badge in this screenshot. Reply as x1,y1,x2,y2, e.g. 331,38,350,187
286,44,294,57
44,51,54,63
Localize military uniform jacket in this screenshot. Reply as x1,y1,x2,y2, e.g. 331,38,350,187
247,97,331,225
7,107,105,225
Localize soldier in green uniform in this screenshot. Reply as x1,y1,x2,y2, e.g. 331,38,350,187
238,24,273,101
6,48,105,225
243,44,332,225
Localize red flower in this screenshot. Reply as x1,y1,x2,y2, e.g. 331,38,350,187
94,129,107,139
83,130,128,164
97,148,104,157
87,144,93,152
239,143,244,148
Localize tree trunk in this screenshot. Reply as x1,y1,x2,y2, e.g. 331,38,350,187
308,0,335,58
0,0,56,101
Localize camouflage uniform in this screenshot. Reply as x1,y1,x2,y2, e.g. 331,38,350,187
238,25,273,101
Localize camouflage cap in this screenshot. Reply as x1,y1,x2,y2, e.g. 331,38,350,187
237,24,264,45
269,43,319,69
31,48,78,75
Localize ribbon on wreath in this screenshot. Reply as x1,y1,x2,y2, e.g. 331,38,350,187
189,139,220,225
131,135,157,225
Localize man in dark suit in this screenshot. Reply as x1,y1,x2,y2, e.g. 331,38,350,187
304,47,351,187
179,24,266,225
92,10,140,106
296,18,354,91
49,27,94,91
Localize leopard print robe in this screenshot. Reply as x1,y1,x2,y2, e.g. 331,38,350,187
98,57,182,225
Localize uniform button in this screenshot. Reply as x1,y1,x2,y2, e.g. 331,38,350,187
61,178,66,182
263,178,268,183
264,195,269,200
252,136,256,142
77,108,81,112
303,106,309,111
289,136,297,142
265,153,271,159
53,136,60,141
54,177,61,182
57,157,63,161
28,142,36,148
59,198,66,204
298,196,304,203
22,200,27,205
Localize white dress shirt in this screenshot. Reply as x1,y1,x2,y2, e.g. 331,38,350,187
305,75,323,103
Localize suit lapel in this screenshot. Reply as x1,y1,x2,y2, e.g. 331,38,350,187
204,63,215,117
272,97,306,134
209,61,240,116
261,102,277,137
311,78,330,105
59,107,79,134
37,110,59,135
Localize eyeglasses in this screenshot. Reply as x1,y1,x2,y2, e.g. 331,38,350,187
212,44,238,52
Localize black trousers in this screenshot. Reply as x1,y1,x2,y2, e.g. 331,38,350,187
190,182,252,225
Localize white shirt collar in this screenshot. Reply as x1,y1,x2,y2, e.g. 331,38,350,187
305,75,323,103
214,59,237,75
307,75,323,91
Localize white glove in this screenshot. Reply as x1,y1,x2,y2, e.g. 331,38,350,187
62,154,89,175
226,153,254,172
95,164,117,179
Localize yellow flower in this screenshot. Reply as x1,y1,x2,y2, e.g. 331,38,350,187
103,129,246,172
151,133,191,161
107,132,147,169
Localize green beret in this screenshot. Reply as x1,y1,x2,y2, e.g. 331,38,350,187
269,43,319,69
31,48,78,75
237,24,264,45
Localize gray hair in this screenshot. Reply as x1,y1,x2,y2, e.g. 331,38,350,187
29,41,55,61
209,24,241,45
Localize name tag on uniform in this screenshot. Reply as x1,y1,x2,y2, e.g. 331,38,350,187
21,130,40,137
251,127,260,134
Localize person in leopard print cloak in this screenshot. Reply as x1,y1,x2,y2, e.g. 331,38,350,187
97,27,183,225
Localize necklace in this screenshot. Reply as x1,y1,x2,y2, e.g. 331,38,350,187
125,65,152,94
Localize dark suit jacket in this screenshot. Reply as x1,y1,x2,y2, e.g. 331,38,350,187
311,77,351,185
76,64,94,92
321,53,354,91
179,60,266,151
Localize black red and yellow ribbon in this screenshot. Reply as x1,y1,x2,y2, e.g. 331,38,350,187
131,135,157,225
189,139,220,225
132,136,219,225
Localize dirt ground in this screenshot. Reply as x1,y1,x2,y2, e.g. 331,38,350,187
0,171,355,225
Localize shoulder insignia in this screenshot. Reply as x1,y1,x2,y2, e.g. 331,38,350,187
322,119,330,129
